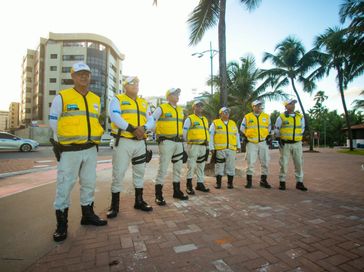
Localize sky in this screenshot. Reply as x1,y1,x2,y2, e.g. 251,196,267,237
0,0,362,114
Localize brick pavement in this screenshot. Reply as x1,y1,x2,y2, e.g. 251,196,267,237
6,149,364,271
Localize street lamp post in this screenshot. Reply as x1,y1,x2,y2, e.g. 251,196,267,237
192,41,218,95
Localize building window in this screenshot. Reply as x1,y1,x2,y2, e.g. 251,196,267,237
62,55,84,61
25,109,31,113
61,79,74,85
49,78,57,83
26,77,32,83
26,98,31,103
62,67,71,73
26,67,32,72
50,66,57,71
49,90,56,95
50,54,57,59
26,87,32,93
63,41,86,47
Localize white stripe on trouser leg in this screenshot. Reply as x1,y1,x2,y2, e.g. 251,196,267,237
187,144,206,183
112,138,146,192
54,146,97,210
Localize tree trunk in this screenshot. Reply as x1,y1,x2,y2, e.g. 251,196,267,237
338,70,353,151
290,78,313,151
218,0,227,107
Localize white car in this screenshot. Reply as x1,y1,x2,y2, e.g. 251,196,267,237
0,132,39,152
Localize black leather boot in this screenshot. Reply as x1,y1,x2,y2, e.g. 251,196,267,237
155,184,166,206
279,181,286,190
195,182,210,192
173,182,189,200
107,192,120,218
134,188,153,211
227,175,234,189
260,175,271,189
53,208,68,242
296,182,308,191
215,175,222,189
186,178,195,195
81,203,107,226
245,175,252,188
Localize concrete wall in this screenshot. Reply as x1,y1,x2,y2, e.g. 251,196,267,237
15,127,53,145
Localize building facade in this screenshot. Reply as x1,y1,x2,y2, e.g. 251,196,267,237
0,111,9,131
20,32,125,131
8,102,20,130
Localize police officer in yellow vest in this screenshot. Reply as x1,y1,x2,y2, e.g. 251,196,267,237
107,76,154,218
209,107,240,189
240,100,272,189
152,88,189,205
183,100,210,194
274,99,308,191
49,62,107,242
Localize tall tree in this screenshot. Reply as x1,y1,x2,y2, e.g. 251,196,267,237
314,27,364,150
352,90,364,109
187,0,262,107
261,36,322,151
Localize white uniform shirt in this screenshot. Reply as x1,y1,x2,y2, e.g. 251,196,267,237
109,96,154,130
49,95,63,140
209,120,241,150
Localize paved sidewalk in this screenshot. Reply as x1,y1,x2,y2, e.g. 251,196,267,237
2,149,364,271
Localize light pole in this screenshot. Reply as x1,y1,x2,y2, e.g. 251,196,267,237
192,41,218,95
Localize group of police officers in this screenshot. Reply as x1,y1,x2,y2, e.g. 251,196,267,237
49,62,308,242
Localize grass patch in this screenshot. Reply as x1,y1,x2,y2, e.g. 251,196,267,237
337,149,364,156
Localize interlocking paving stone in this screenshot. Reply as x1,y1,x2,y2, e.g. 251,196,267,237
173,243,198,253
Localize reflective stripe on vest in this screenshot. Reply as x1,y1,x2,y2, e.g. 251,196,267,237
213,119,238,151
111,94,148,138
244,112,270,143
57,88,104,145
279,112,303,141
187,114,209,144
156,103,184,138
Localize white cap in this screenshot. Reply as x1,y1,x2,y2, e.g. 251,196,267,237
122,76,138,86
251,100,262,107
219,107,230,114
71,62,91,74
284,99,297,106
166,88,181,98
192,100,204,107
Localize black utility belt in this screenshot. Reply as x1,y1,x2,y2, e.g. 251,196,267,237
190,142,208,146
158,136,183,143
281,140,300,144
111,134,145,141
61,143,96,152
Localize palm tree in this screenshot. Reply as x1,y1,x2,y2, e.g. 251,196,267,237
314,27,364,150
352,90,364,109
187,0,262,107
339,0,364,44
261,36,322,151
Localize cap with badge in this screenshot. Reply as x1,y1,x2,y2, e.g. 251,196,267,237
71,62,91,74
283,99,297,106
219,107,230,114
251,100,263,107
192,100,204,107
122,76,138,86
165,88,181,98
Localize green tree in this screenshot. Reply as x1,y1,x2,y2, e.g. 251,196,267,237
187,0,262,107
314,26,364,150
352,90,364,109
261,36,323,151
308,91,329,146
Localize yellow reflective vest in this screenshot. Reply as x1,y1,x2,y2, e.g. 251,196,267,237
111,93,148,139
279,112,303,141
186,114,209,145
212,119,238,151
244,112,270,143
156,103,184,139
57,88,104,145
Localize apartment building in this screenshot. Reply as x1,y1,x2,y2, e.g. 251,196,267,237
8,102,20,130
0,110,9,131
20,32,125,131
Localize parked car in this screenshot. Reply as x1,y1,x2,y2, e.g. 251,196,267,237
0,132,39,152
270,140,280,149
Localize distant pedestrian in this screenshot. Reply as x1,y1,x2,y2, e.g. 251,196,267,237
274,99,307,191
240,100,272,189
152,88,189,205
49,62,107,242
209,107,240,189
106,76,154,219
183,100,210,194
